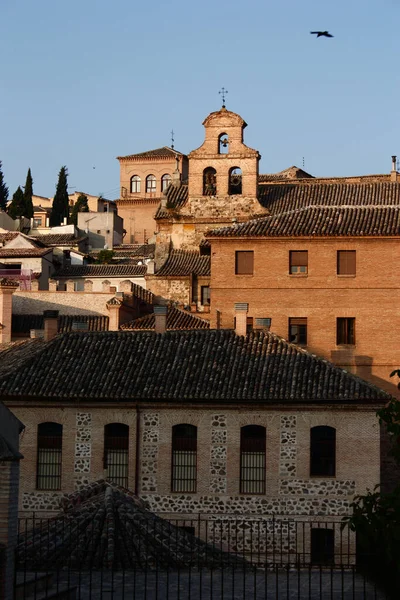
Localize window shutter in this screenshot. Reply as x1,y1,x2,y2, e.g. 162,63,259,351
289,317,307,326
338,251,356,275
290,251,308,267
235,251,254,275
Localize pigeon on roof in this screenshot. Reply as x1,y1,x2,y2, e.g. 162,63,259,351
310,31,334,38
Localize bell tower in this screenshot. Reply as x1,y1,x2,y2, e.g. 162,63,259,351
188,105,260,199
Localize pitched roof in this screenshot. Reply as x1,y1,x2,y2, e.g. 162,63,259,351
31,234,88,247
121,306,210,331
17,480,245,571
258,181,400,214
259,166,314,182
53,264,147,278
0,339,46,379
0,247,52,258
0,330,390,402
117,146,184,160
12,314,109,335
206,205,400,238
155,183,189,219
128,283,155,305
0,232,19,244
108,244,155,258
156,250,210,277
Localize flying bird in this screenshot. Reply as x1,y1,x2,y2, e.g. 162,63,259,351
310,31,334,38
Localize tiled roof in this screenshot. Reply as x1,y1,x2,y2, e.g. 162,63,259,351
17,480,245,571
0,247,52,258
110,244,155,258
155,183,189,218
33,205,52,214
0,330,390,402
0,277,19,288
0,339,46,379
117,146,184,160
206,205,400,238
156,250,210,277
12,314,109,335
130,283,155,304
258,181,400,214
0,232,19,244
32,234,88,247
259,166,314,182
121,306,210,330
53,264,147,278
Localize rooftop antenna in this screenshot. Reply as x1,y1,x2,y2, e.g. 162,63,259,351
219,87,228,108
171,129,175,150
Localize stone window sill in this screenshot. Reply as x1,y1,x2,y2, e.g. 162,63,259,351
288,274,308,278
337,274,356,278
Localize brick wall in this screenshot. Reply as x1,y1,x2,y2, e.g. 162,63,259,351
209,237,400,396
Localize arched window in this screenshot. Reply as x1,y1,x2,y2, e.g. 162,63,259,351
37,422,63,490
203,167,217,196
146,174,156,193
171,424,197,492
104,423,129,487
310,426,336,476
218,133,229,154
130,175,141,193
229,167,242,195
161,173,172,192
240,425,266,494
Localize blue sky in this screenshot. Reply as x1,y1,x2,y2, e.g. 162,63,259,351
1,0,399,199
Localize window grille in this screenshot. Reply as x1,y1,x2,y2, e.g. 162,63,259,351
146,175,156,193
289,317,307,345
240,425,266,494
130,175,141,193
104,423,129,487
36,423,62,490
336,317,355,345
337,250,356,275
171,424,197,493
289,251,308,274
310,426,336,476
235,251,254,275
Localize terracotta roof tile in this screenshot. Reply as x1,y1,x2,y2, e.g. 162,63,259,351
206,205,400,238
110,244,155,258
156,250,210,276
121,306,210,330
12,314,109,335
155,183,189,218
0,339,46,379
32,234,88,246
0,330,390,402
259,166,314,182
0,247,52,258
53,264,147,278
0,232,19,244
117,146,184,160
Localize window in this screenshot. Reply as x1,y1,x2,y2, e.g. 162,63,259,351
235,251,254,275
240,425,266,494
289,318,307,345
218,133,229,154
255,318,271,330
171,424,197,492
337,250,356,275
104,423,129,487
336,317,355,345
203,167,217,196
33,218,42,227
161,173,172,192
201,286,210,305
289,251,308,274
229,167,242,195
310,426,336,476
311,528,334,565
37,422,62,490
130,175,141,193
146,174,156,193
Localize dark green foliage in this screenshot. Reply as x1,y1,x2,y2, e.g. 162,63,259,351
50,166,69,227
96,250,115,264
0,161,9,211
7,187,25,219
70,194,89,226
23,168,34,219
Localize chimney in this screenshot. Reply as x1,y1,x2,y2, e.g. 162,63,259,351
146,260,155,275
154,305,168,334
0,278,19,344
234,302,248,337
391,155,398,182
43,310,59,341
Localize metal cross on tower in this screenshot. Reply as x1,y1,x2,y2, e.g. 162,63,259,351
219,87,228,108
171,129,175,150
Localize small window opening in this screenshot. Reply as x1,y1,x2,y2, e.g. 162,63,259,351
203,167,217,196
104,423,129,487
311,528,335,564
240,425,266,494
310,426,336,476
229,167,242,195
171,424,197,493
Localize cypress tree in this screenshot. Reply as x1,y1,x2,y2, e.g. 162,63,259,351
23,168,34,219
70,193,89,225
50,166,69,227
0,161,9,211
8,186,25,219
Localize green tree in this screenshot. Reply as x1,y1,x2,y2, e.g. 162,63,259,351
69,193,89,225
50,166,69,226
0,161,9,211
7,186,25,219
23,168,34,219
96,250,115,264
